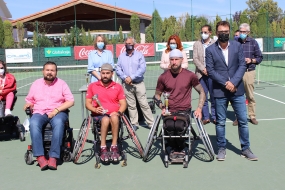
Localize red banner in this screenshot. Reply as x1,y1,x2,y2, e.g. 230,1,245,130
74,45,114,60
115,43,155,57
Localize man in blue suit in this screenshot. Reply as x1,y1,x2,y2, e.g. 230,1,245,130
206,21,258,161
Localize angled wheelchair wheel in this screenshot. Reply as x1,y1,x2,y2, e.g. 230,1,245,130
193,115,215,160
143,115,161,161
121,114,144,158
72,116,91,163
24,151,34,165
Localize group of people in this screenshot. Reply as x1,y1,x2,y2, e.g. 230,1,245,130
6,20,262,171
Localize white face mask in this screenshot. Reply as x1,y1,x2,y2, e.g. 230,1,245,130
0,69,4,75
201,33,209,40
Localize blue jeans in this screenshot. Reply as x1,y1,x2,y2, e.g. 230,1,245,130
215,95,250,151
200,75,215,120
29,112,68,158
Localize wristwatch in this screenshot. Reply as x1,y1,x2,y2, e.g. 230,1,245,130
251,58,254,63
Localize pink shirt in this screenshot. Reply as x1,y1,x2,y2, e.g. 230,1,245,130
25,78,74,115
86,81,125,116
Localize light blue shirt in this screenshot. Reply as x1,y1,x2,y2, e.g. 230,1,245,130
116,50,146,83
87,49,114,82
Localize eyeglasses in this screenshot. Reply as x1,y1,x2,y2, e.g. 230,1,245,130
169,43,176,45
200,32,209,34
239,30,248,34
217,30,229,34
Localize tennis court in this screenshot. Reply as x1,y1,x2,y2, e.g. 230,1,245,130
0,60,285,189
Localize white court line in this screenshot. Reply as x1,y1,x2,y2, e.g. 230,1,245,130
17,82,33,89
254,92,285,105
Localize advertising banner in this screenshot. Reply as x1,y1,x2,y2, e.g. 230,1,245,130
274,38,285,47
156,42,195,52
74,45,114,60
255,38,263,52
44,47,71,57
115,43,155,57
5,49,33,63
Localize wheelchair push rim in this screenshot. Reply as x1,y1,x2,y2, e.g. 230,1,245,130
72,116,91,163
193,114,215,160
121,114,144,158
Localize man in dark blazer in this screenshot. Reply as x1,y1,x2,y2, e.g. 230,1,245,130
206,21,258,161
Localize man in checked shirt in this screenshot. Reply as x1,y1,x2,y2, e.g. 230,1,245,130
233,23,263,126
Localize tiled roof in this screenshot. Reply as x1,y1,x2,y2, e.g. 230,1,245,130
12,0,151,25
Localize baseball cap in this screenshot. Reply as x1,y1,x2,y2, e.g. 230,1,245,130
100,63,113,71
169,49,183,58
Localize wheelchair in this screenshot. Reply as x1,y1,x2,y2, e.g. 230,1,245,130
0,91,25,141
24,108,74,165
72,113,144,169
143,111,215,168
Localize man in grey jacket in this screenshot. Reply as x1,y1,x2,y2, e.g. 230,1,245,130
193,24,216,125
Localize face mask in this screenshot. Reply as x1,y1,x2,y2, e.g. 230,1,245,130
97,42,104,49
170,44,177,50
218,33,229,43
234,36,239,41
0,69,4,75
201,33,209,40
239,33,247,40
125,44,134,51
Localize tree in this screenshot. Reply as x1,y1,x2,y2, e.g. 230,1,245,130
87,30,94,45
255,8,268,37
280,18,285,36
162,16,176,42
118,25,124,43
212,15,222,36
151,9,163,42
16,21,25,48
185,14,192,41
193,16,208,40
33,31,38,47
80,26,88,45
239,10,250,25
0,18,4,48
145,25,153,43
130,14,141,43
3,21,14,48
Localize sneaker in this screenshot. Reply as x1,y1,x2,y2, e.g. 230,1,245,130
216,148,226,161
4,109,12,116
132,125,138,131
250,118,258,125
110,145,120,162
169,150,177,160
232,119,238,126
241,148,258,161
176,150,186,159
37,156,48,170
246,99,248,105
202,119,210,125
100,146,109,162
48,157,57,170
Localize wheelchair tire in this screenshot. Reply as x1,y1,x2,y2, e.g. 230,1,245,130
72,117,91,163
62,151,72,162
24,151,34,165
193,116,215,161
121,115,144,158
19,131,25,142
143,115,161,161
164,155,168,168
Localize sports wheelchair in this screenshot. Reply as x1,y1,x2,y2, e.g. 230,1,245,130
24,108,74,165
72,113,144,169
0,91,25,141
143,112,215,168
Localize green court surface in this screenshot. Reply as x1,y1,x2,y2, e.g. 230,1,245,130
1,67,285,189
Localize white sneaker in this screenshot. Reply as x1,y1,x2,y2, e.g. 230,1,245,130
5,109,12,116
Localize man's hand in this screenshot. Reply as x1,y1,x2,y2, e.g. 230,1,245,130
48,109,58,119
95,107,104,115
194,108,202,120
202,68,208,76
125,76,132,85
110,111,120,117
161,108,171,116
225,81,235,92
23,103,33,111
168,64,172,69
245,58,251,64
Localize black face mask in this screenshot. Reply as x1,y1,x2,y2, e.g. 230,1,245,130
218,33,229,43
125,44,134,51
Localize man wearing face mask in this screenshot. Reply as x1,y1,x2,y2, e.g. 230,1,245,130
88,35,114,83
116,37,154,130
193,25,216,125
232,23,263,126
234,30,240,41
206,21,258,161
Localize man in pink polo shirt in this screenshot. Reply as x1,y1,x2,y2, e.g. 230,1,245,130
85,63,127,162
24,61,74,170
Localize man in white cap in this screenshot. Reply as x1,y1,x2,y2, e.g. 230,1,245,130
154,49,205,158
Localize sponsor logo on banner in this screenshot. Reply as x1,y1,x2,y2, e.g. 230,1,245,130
255,38,263,52
274,38,285,47
5,49,33,63
115,43,155,57
156,42,195,52
45,47,71,57
74,45,114,60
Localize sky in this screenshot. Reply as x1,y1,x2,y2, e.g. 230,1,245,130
6,0,285,20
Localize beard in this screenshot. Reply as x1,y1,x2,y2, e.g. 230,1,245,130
102,77,112,84
44,75,55,81
171,64,181,73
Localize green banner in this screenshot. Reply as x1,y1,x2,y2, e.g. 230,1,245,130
44,47,71,57
274,38,285,47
